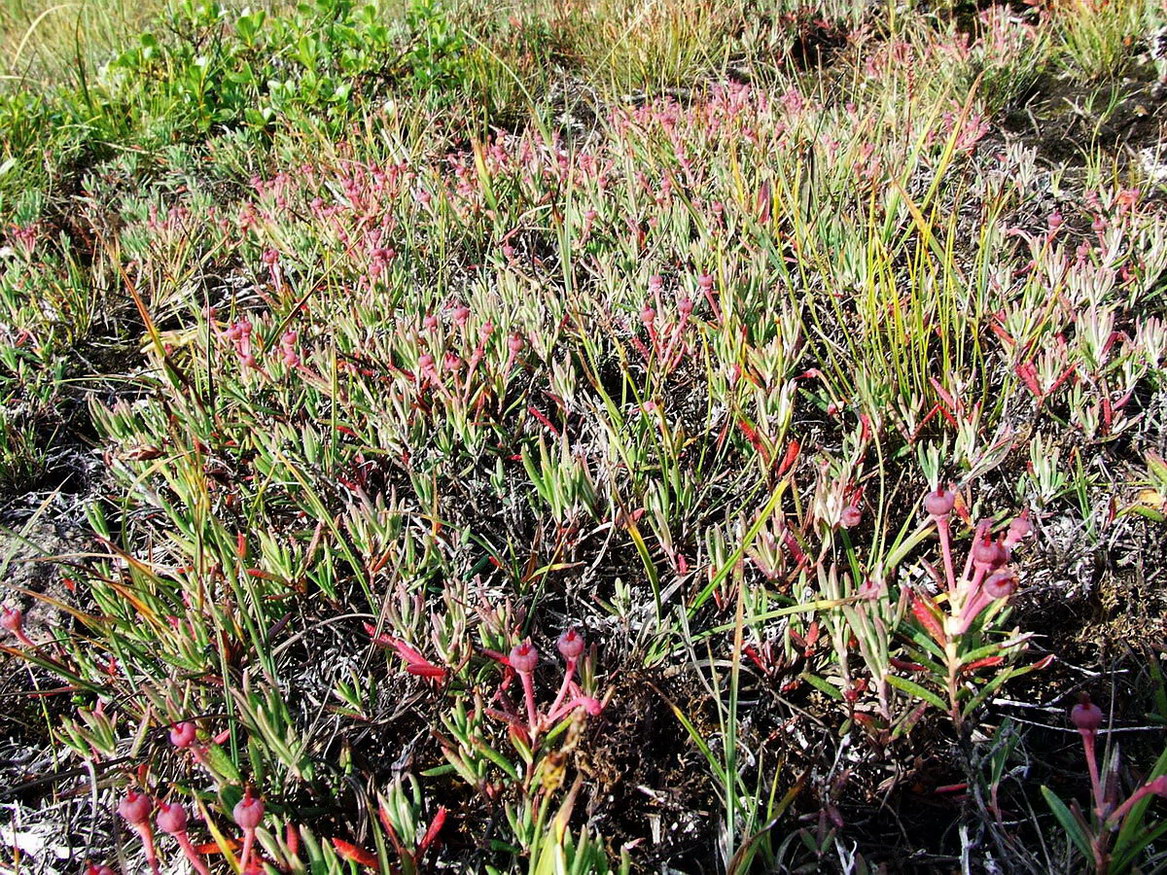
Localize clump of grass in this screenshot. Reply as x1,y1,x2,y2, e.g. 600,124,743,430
1048,0,1155,81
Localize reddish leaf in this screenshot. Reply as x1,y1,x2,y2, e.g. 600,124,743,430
934,782,969,795
911,595,946,645
743,645,767,673
526,406,560,436
775,438,801,478
737,418,769,464
419,807,448,853
378,800,407,858
192,838,240,855
332,838,378,868
1015,361,1043,399
889,657,926,672
406,664,449,679
989,316,1015,347
961,656,1004,674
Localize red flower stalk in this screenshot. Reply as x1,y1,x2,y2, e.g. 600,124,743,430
234,787,265,872
117,790,160,875
509,641,540,732
156,802,210,875
918,495,1036,732
952,569,1018,636
487,631,604,738
1072,694,1106,816
1108,775,1167,826
1,605,34,648
548,629,584,718
547,629,604,723
924,487,957,595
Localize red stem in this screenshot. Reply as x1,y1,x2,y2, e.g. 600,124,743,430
239,827,256,873
936,517,956,595
547,659,577,719
1107,781,1157,827
1081,730,1105,818
519,669,539,736
131,823,161,875
175,832,211,875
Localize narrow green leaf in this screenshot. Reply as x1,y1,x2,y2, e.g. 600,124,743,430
886,675,948,712
1042,786,1092,861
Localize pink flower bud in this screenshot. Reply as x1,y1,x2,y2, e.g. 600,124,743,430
982,569,1018,599
156,802,188,835
1071,696,1103,733
924,487,955,518
1003,514,1031,549
840,505,862,528
118,790,153,825
509,641,538,673
557,628,585,660
0,606,23,634
423,314,439,331
451,305,470,326
640,306,656,325
169,722,197,748
233,792,265,830
972,535,1006,570
697,274,714,291
508,333,524,354
677,298,694,318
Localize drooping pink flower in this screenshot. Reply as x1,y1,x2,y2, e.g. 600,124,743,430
924,487,955,518
557,629,585,661
117,790,152,825
509,642,538,673
1071,696,1104,735
169,722,197,749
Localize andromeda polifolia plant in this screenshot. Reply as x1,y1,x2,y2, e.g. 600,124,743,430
895,486,1051,734
1042,694,1167,873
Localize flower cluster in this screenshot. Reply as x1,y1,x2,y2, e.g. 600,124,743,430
498,629,603,740
922,486,1030,636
